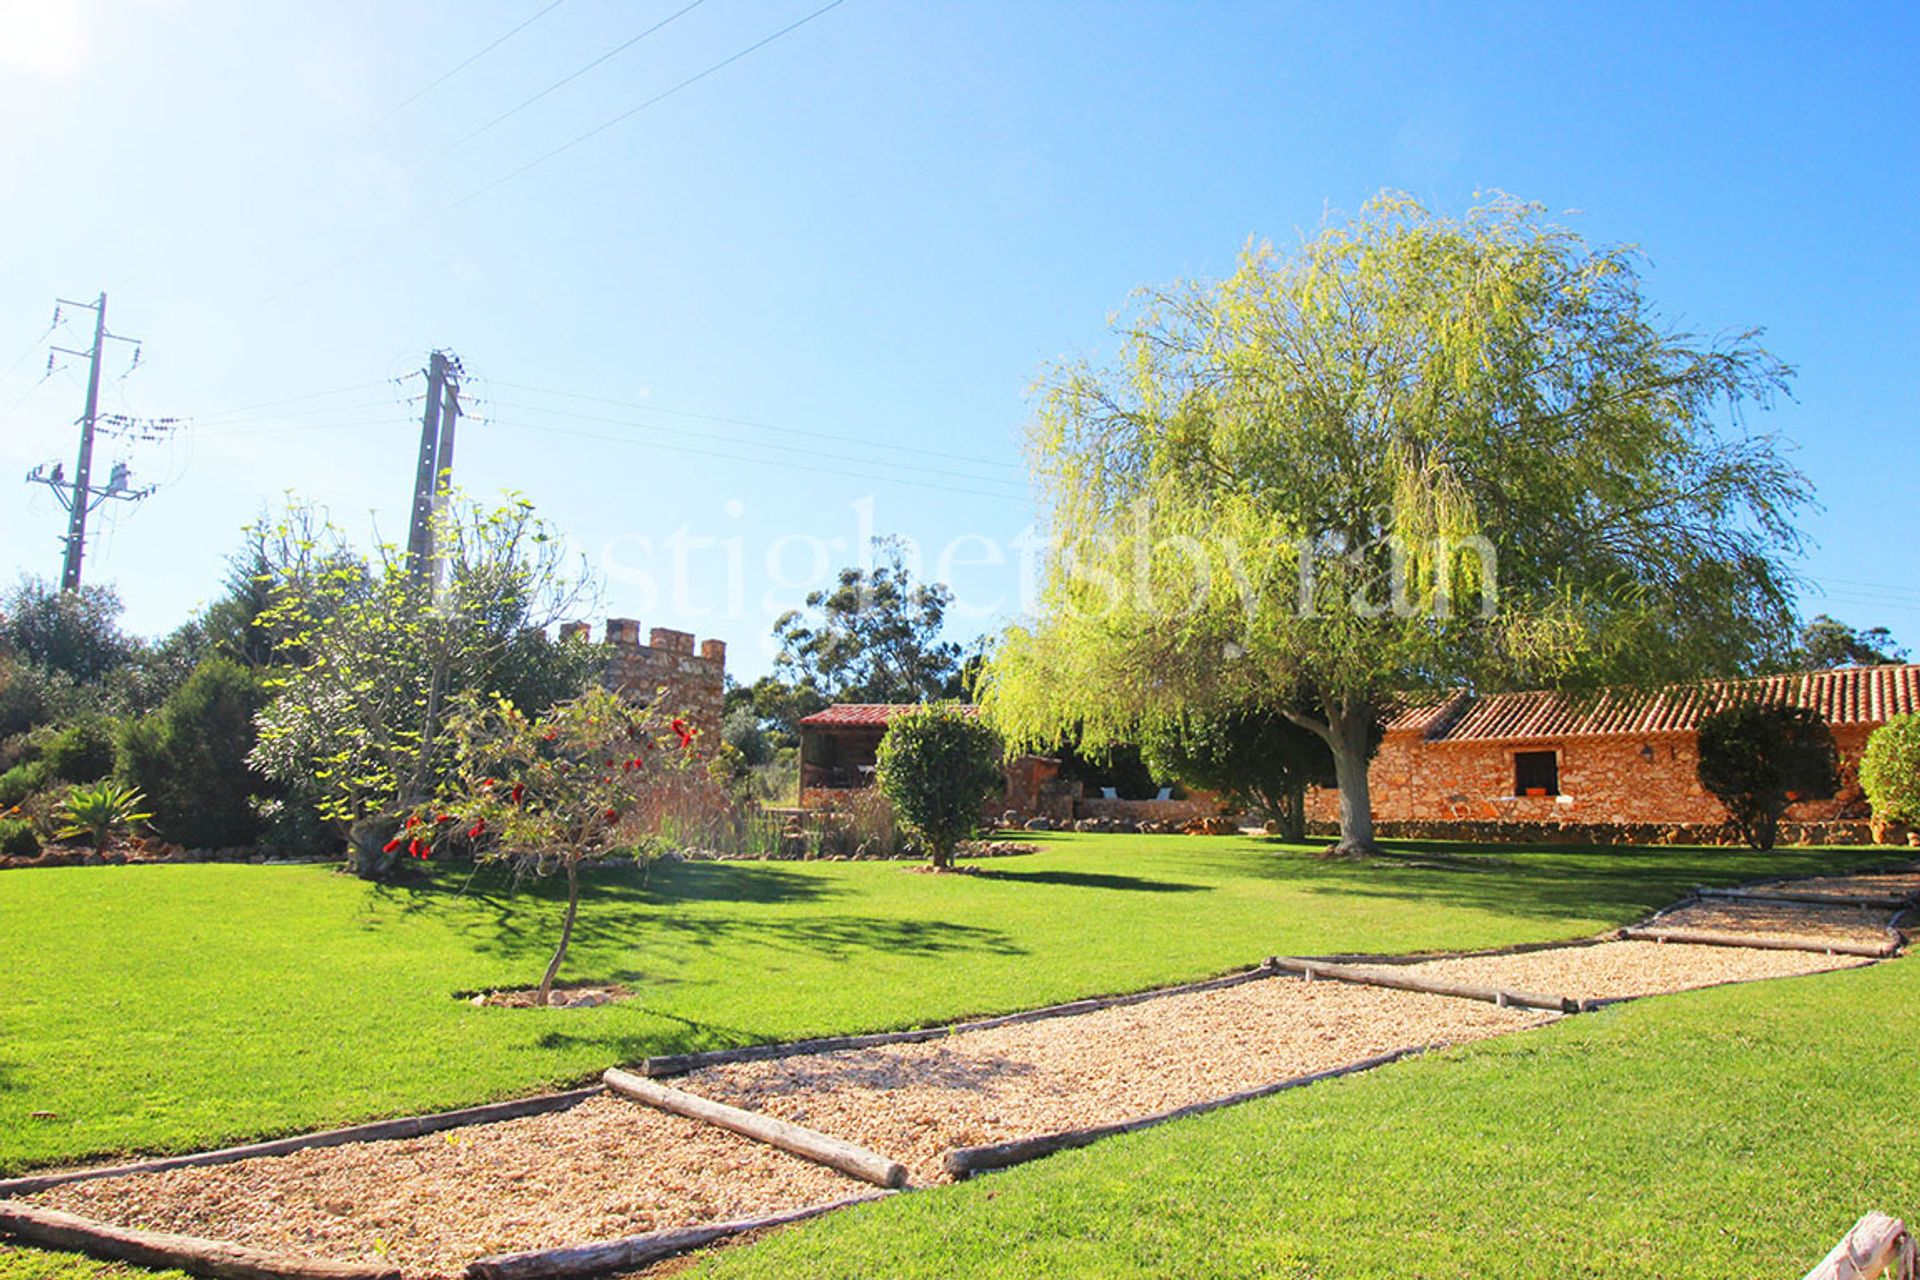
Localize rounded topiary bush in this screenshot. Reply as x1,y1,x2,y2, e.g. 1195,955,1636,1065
1860,713,1920,830
874,704,1003,869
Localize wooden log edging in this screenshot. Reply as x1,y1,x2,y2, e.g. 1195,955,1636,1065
1696,886,1917,911
462,1192,892,1280
1618,925,1898,959
1802,1210,1914,1280
636,964,1280,1077
0,1088,603,1198
1266,956,1587,1013
602,1069,908,1189
942,1046,1427,1180
1300,932,1618,967
0,1199,399,1280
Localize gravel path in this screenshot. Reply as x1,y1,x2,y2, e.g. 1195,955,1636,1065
1648,898,1898,947
1399,939,1870,1001
27,1096,863,1279
685,976,1550,1183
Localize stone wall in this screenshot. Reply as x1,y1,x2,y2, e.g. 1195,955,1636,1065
1304,724,1877,841
561,617,726,742
1072,795,1224,824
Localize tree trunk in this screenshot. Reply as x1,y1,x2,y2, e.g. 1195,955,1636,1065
538,863,581,1007
1279,786,1307,843
346,818,397,880
929,842,953,871
1322,703,1379,858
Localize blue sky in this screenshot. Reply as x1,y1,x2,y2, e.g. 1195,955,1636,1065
2,0,1916,678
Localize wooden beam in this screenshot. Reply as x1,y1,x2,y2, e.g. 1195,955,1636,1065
636,965,1279,1077
0,1089,602,1198
943,1047,1424,1179
602,1069,907,1189
1619,927,1896,959
1696,886,1915,911
0,1200,399,1280
1265,957,1580,1013
463,1193,889,1280
1803,1211,1913,1280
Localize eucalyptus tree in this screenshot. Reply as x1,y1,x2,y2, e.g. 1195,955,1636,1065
983,194,1809,855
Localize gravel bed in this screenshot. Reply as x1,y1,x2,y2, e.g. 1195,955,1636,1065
26,1095,863,1279
1648,898,1898,947
685,976,1551,1183
1399,940,1870,1002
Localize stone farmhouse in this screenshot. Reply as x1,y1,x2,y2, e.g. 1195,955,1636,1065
802,665,1920,844
1307,662,1920,843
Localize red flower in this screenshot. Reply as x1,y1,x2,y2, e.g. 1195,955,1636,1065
671,718,695,749
408,838,427,859
480,779,496,791
604,807,620,822
435,813,455,825
468,819,486,840
382,837,402,854
404,815,419,829
510,783,525,804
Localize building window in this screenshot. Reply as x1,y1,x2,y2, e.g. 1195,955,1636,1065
1514,750,1559,796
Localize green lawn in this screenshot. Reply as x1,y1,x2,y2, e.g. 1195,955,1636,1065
0,834,1893,1176
689,949,1920,1280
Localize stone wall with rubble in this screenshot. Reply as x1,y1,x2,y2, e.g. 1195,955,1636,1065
1304,724,1876,840
561,618,726,742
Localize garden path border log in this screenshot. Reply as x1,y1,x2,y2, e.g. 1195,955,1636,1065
602,1070,908,1189
1697,886,1916,911
461,1193,891,1280
0,1088,603,1199
1264,956,1585,1012
940,1046,1424,1179
1802,1211,1914,1280
0,1199,399,1280
1617,925,1898,958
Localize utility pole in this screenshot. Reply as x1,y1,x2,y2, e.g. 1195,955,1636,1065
22,293,152,591
404,349,463,580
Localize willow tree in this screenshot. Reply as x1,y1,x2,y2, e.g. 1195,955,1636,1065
982,194,1808,856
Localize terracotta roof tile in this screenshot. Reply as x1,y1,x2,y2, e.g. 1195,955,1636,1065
1390,663,1920,744
798,703,981,728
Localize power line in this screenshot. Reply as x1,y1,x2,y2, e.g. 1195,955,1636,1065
491,379,1026,472
171,380,394,421
250,0,848,310
489,397,1028,491
493,416,1031,505
406,0,704,173
351,0,571,140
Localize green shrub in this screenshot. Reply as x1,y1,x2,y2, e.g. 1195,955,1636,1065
1696,702,1839,850
0,759,50,808
118,658,268,850
874,704,1003,869
1860,714,1920,829
40,716,119,784
0,817,38,857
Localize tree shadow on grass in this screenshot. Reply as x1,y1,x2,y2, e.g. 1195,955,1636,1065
1185,839,1902,929
967,867,1208,894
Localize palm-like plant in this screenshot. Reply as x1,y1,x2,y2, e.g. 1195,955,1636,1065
56,783,152,851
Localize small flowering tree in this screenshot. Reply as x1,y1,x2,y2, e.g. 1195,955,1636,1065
397,685,697,1006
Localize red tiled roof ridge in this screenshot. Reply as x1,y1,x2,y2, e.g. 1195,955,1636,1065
1385,662,1920,743
799,702,981,727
